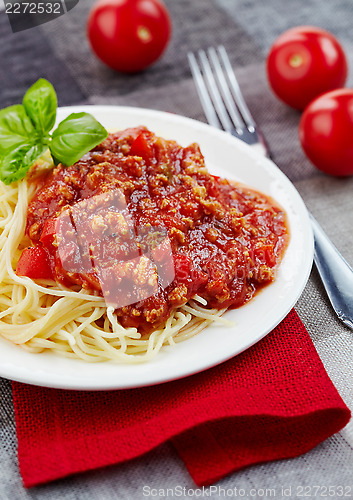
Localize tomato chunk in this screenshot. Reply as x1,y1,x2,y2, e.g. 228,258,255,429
16,246,54,280
130,132,154,162
173,254,207,290
40,217,57,247
173,254,191,281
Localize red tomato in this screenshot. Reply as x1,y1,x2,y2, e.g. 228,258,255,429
299,89,353,176
87,0,172,73
173,254,191,282
130,131,154,161
16,246,54,280
39,217,57,247
267,26,347,110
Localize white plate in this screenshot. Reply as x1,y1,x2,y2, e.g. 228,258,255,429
0,106,313,390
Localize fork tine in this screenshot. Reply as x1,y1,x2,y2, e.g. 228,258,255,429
217,45,256,131
187,52,221,129
189,45,271,159
207,47,243,133
197,50,234,133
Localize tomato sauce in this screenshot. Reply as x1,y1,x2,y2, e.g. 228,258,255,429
25,127,289,332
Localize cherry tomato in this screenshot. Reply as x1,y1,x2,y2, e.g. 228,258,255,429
87,0,172,73
299,89,353,176
267,26,348,110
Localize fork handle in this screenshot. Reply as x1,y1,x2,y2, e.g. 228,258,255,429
310,214,353,330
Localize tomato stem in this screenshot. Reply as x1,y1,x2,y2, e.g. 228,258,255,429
289,54,303,68
137,25,152,43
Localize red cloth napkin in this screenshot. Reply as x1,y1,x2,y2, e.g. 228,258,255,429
12,309,350,488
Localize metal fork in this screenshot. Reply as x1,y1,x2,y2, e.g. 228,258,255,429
188,45,353,331
188,46,270,158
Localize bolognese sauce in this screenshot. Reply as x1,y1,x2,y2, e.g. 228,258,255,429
23,127,288,333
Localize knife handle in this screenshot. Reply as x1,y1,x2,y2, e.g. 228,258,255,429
310,214,353,330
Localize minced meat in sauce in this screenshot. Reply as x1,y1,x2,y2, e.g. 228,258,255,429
26,127,289,332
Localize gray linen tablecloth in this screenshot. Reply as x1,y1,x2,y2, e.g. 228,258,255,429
1,0,353,498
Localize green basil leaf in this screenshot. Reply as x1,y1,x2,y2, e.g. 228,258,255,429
50,112,108,166
0,142,47,185
0,105,38,156
23,78,57,135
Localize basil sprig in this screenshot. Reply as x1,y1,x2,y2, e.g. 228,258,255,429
0,79,108,185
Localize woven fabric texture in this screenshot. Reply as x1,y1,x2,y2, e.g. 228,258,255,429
12,310,350,487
